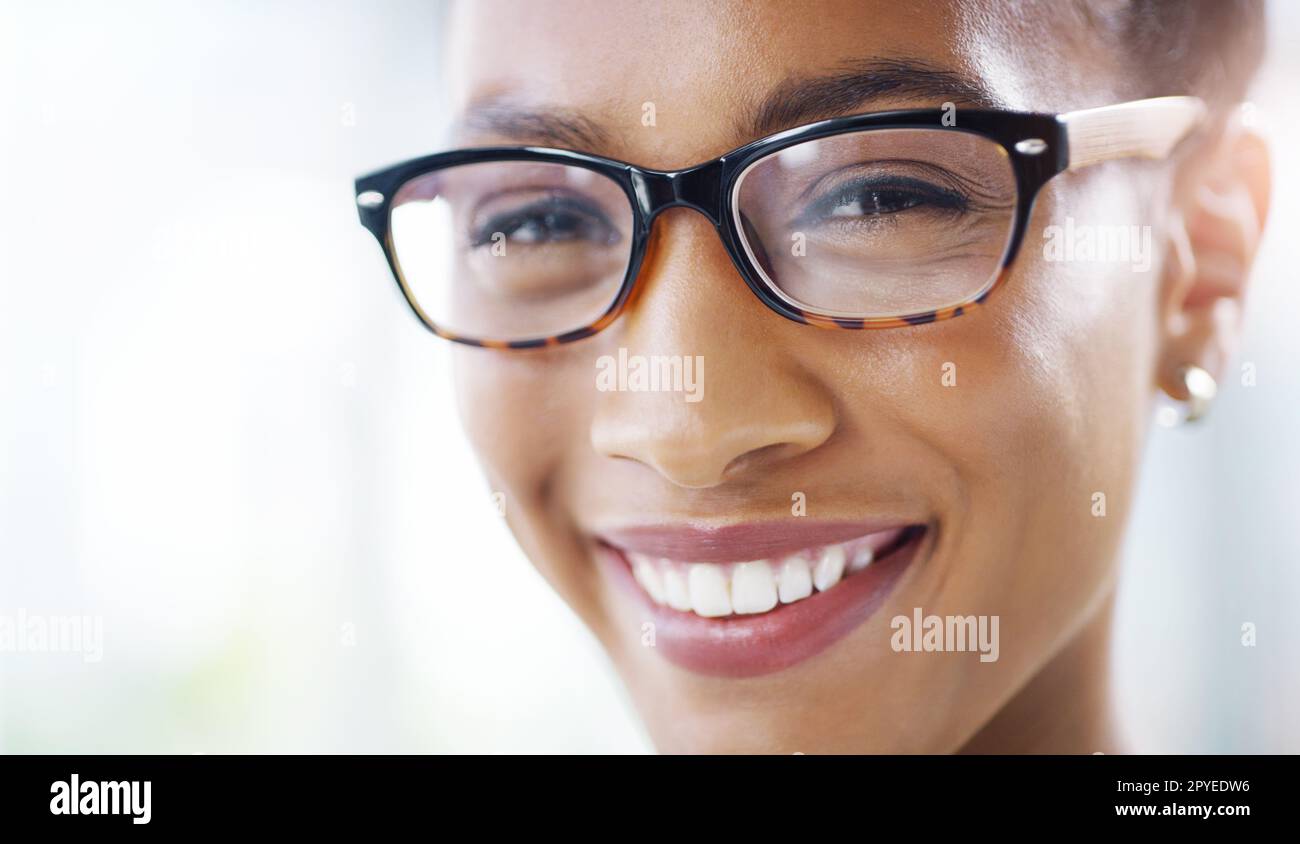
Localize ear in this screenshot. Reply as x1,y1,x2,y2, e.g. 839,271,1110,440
1156,110,1271,403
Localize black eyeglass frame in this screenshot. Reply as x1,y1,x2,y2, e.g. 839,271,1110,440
354,97,1204,348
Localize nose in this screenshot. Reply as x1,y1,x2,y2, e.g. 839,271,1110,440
590,210,836,489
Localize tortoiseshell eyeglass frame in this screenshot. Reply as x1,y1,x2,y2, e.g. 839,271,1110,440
354,97,1204,349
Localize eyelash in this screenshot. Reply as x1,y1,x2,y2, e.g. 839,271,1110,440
798,175,970,226
468,193,618,248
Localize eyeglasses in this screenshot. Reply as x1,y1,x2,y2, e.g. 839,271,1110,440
354,97,1203,349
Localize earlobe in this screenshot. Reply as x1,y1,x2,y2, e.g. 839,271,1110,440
1155,118,1271,408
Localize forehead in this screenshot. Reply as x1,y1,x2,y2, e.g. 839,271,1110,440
445,0,1099,164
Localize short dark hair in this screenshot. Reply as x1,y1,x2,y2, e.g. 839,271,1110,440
1089,0,1266,105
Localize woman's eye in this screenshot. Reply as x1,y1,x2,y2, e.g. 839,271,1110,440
802,177,968,225
829,188,923,216
470,195,618,248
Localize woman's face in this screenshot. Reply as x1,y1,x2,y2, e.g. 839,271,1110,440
444,0,1195,752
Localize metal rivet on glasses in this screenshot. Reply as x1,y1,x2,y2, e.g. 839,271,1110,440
356,190,385,208
1015,138,1048,155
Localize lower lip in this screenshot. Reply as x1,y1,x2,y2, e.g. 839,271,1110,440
597,528,927,678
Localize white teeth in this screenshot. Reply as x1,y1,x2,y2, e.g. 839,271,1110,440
848,545,874,573
625,534,892,618
688,564,732,617
632,556,665,605
662,566,692,612
778,556,813,603
730,561,778,615
812,545,845,592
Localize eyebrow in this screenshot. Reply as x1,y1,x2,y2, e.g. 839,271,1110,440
455,57,998,152
457,97,613,150
747,57,999,137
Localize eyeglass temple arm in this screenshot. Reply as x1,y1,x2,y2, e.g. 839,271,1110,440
1060,96,1207,170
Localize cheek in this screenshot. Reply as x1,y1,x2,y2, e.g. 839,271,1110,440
892,176,1159,491
453,346,593,498
844,178,1159,663
452,344,611,606
454,344,630,642
995,173,1162,478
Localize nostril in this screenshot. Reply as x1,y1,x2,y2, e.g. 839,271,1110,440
720,441,809,478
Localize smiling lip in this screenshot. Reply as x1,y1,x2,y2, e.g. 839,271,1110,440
595,520,928,678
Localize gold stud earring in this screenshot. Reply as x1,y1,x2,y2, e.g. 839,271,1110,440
1179,364,1218,423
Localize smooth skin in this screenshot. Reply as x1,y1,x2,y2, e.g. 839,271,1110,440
443,0,1270,753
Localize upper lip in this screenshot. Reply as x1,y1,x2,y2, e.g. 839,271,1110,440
597,519,919,564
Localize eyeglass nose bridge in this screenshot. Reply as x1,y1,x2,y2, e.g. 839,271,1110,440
630,159,725,227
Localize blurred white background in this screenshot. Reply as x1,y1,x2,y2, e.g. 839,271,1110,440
0,1,1295,753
